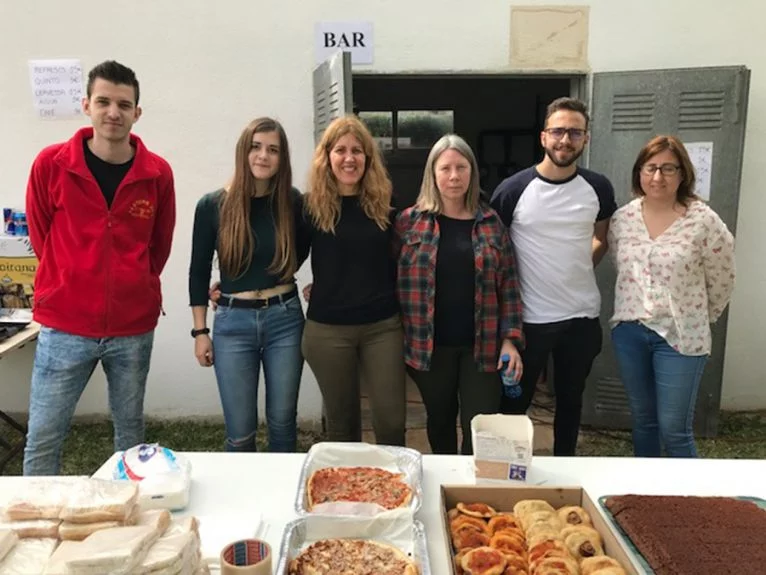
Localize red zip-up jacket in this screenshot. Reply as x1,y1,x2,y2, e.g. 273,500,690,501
26,127,176,338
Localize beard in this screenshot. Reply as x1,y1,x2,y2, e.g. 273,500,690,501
544,143,584,168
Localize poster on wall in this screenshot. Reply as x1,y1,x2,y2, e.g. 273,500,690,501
685,141,713,201
28,59,83,120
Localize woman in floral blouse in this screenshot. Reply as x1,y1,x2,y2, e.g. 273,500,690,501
609,135,736,458
396,134,524,455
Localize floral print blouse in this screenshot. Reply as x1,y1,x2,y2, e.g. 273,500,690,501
608,198,736,356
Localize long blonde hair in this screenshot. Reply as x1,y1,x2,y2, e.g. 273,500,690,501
305,115,392,233
416,134,481,214
218,117,297,281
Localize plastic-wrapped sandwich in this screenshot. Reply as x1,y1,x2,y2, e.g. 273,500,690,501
59,524,160,574
0,529,19,562
46,531,199,575
162,516,199,538
59,478,138,524
57,507,168,542
0,537,58,574
138,531,197,574
0,517,61,538
58,519,123,541
3,478,84,521
43,540,81,575
135,509,172,534
43,513,204,575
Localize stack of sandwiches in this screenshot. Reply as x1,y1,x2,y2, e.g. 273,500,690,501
0,478,209,574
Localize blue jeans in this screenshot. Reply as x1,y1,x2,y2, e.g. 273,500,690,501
212,293,305,452
23,327,154,476
611,321,707,458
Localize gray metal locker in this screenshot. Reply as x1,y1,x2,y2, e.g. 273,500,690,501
584,66,750,437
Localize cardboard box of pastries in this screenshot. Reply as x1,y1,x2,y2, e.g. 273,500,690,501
440,484,639,575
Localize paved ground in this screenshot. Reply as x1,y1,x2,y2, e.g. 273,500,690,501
361,374,558,454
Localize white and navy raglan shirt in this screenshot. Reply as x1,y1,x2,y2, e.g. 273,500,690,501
490,166,617,324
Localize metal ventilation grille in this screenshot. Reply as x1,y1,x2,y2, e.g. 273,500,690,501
611,93,655,131
594,377,631,416
680,91,725,129
315,82,343,135
314,89,328,134
327,81,342,119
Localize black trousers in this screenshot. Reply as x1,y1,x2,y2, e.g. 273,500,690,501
501,317,603,456
408,345,501,455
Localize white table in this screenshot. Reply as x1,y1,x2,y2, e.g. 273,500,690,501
85,453,766,573
0,320,40,359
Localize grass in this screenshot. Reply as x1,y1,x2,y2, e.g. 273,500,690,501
1,411,764,476
575,410,766,458
0,419,322,476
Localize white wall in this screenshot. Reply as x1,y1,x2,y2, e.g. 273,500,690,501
1,0,764,419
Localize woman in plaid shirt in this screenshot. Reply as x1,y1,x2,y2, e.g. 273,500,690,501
395,134,524,455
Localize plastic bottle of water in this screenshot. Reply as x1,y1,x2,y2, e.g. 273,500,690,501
500,353,522,399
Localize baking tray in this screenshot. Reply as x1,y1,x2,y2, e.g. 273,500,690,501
598,495,766,574
275,514,431,575
294,442,423,516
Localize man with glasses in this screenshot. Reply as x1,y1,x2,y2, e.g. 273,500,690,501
490,97,617,456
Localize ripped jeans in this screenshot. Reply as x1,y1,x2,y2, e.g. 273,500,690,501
212,293,305,452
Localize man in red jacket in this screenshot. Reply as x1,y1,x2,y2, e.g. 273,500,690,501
23,61,176,475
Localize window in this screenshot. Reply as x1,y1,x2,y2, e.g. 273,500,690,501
359,111,395,150
359,110,454,151
397,110,453,149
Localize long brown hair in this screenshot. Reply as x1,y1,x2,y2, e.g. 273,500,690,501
305,115,392,233
632,135,699,206
218,117,297,281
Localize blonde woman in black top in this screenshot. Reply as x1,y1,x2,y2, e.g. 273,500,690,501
301,115,406,446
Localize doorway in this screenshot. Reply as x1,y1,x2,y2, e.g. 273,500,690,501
352,74,579,208
351,73,579,445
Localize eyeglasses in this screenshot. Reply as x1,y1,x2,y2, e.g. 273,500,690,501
543,127,587,141
641,163,681,176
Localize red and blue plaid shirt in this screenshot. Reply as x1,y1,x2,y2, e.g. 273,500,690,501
395,204,524,372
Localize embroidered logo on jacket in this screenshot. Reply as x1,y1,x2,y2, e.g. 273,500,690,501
128,199,155,219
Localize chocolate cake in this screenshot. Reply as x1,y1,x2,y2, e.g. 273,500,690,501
604,494,766,574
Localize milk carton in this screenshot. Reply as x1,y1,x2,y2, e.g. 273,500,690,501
470,414,534,483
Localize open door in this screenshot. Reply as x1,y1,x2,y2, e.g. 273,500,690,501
313,51,353,144
584,66,750,437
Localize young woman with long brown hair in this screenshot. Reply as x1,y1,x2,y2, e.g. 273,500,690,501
189,117,308,452
301,115,406,446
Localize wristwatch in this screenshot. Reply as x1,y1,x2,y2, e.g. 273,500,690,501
191,327,210,338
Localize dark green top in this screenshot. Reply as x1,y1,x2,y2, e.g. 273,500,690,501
188,187,307,306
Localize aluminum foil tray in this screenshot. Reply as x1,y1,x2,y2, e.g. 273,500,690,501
294,442,423,516
275,515,431,575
